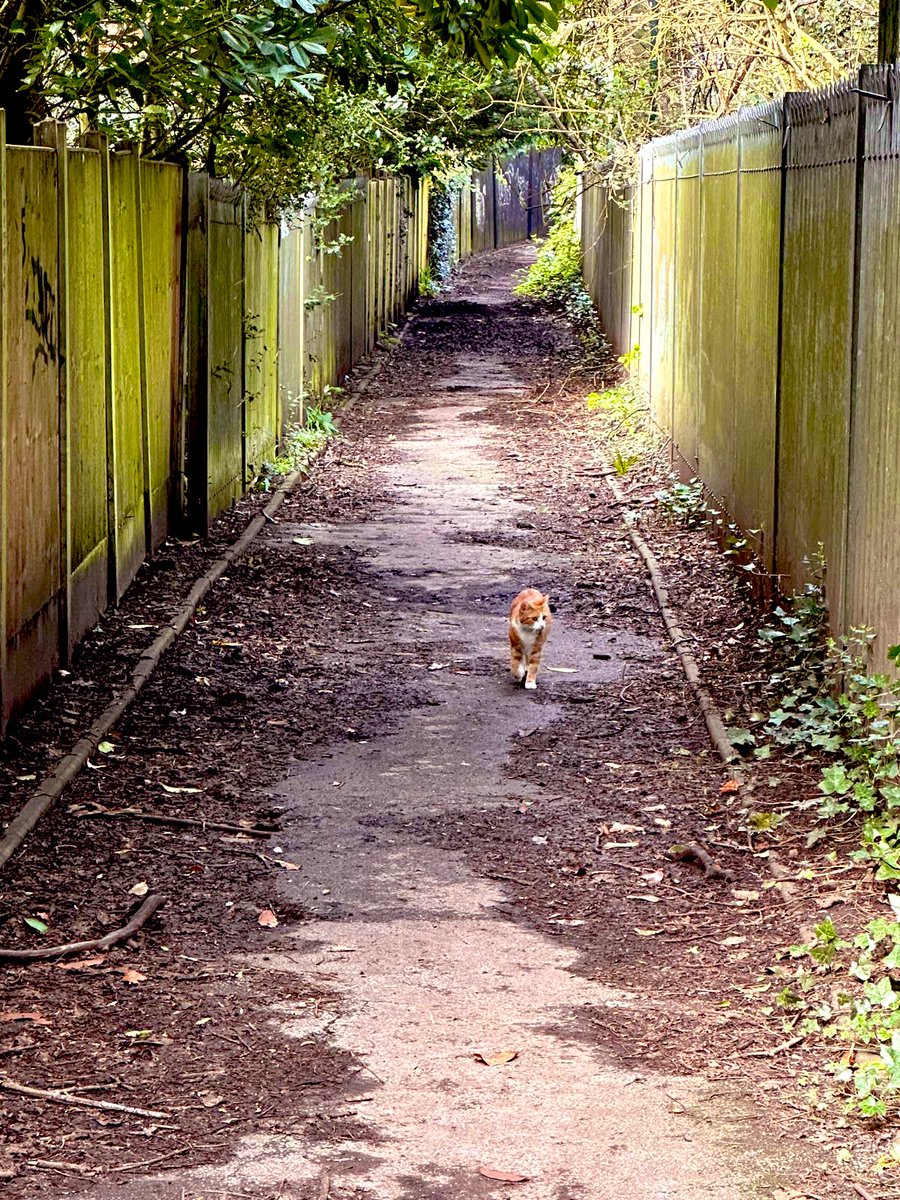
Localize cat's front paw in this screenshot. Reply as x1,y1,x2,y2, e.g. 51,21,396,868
524,680,537,691
513,666,526,682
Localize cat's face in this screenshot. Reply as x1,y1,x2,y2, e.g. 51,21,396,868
517,595,550,629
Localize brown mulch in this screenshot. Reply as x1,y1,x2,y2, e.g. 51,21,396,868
0,249,890,1197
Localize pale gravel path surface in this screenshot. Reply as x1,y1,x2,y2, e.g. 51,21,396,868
162,253,802,1199
30,248,818,1200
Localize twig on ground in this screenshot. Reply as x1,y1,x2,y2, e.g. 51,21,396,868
0,1076,168,1119
27,1159,95,1175
851,1184,876,1200
108,1146,192,1173
317,1171,332,1200
0,894,164,962
743,1033,805,1058
74,807,277,839
668,843,735,883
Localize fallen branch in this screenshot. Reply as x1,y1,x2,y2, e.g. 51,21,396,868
668,843,735,884
743,1033,805,1058
0,894,164,962
74,807,277,839
0,1076,167,1119
851,1184,876,1200
27,1159,94,1176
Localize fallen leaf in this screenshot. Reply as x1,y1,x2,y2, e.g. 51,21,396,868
478,1167,529,1183
23,917,48,935
721,936,747,947
720,779,742,794
258,909,278,928
15,774,36,782
275,860,301,871
545,666,576,673
604,841,639,849
160,784,202,794
427,661,450,671
0,1011,52,1025
129,882,149,897
327,945,356,953
292,536,314,545
474,1049,518,1066
634,928,664,937
816,892,849,910
732,889,760,902
121,968,147,985
98,740,116,755
627,894,661,903
200,1092,224,1108
53,955,106,970
609,822,644,834
642,869,665,885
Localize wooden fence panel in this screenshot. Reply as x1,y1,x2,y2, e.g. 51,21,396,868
650,140,677,435
778,86,858,620
109,151,147,596
67,148,108,647
206,180,244,519
845,64,900,656
732,102,783,566
697,118,740,508
3,146,61,722
278,219,305,429
140,160,182,547
245,221,279,474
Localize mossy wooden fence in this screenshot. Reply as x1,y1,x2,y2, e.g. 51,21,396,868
0,120,432,729
579,66,900,658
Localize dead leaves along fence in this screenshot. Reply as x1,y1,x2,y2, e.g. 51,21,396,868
579,66,900,661
0,125,543,731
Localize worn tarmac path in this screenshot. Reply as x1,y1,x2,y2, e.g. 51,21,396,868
163,249,803,1199
4,247,820,1199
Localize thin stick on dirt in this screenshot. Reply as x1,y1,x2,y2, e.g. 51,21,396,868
0,1076,168,1119
26,1159,95,1176
0,894,164,962
668,843,735,884
74,807,277,839
317,1171,332,1200
850,1185,876,1200
108,1146,192,1173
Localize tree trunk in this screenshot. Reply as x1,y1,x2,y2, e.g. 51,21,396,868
879,0,899,62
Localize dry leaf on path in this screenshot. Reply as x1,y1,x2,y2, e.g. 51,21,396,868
721,936,747,947
609,822,644,834
276,860,301,871
479,1166,530,1183
258,909,278,928
720,779,742,794
128,881,149,897
121,968,148,985
634,928,664,937
53,955,106,971
0,1011,52,1025
474,1050,518,1066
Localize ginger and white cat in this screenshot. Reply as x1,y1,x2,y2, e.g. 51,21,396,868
508,588,552,690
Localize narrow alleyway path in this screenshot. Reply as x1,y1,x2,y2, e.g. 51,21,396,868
2,248,825,1200
173,249,799,1199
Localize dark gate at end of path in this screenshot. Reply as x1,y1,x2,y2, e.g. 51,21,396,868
581,64,900,662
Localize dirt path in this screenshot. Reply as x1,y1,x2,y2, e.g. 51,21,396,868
1,248,838,1199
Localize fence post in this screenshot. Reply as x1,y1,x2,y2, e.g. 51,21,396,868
840,68,869,633
0,110,7,731
34,120,71,663
770,94,793,582
83,131,119,605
